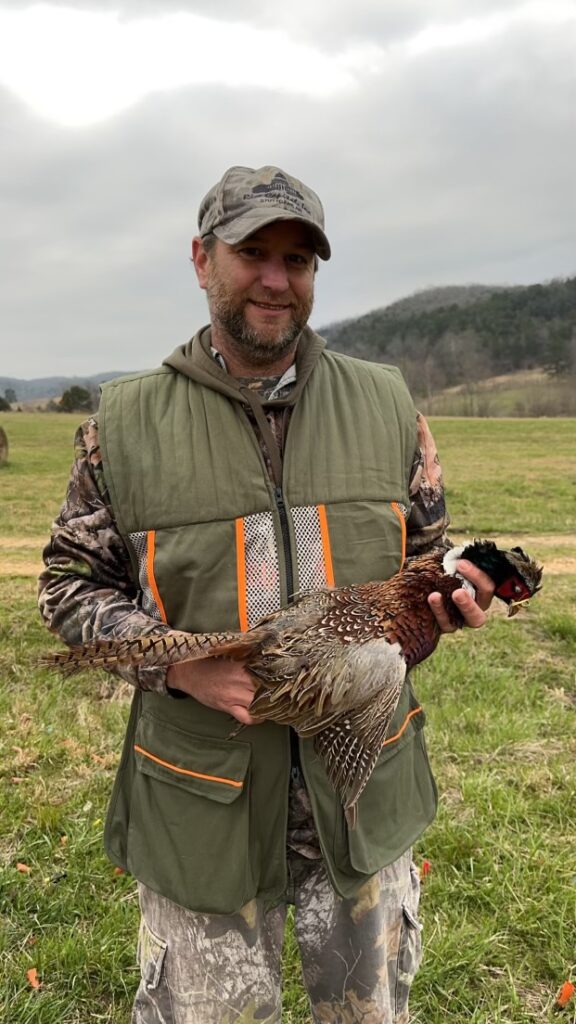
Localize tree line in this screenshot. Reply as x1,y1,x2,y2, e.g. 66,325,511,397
0,384,99,413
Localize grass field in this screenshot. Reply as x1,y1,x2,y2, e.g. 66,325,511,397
0,413,575,1023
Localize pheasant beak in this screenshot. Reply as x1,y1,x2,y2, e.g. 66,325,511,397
507,598,530,618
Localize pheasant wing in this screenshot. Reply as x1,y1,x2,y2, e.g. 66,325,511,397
246,620,409,735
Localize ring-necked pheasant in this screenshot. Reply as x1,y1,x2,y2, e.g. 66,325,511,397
44,540,542,826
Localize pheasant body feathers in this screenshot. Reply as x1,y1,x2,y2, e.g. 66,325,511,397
43,540,542,826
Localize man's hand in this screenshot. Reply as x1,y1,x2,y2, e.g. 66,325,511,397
428,558,495,634
167,658,258,725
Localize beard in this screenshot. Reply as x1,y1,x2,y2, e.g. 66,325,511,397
206,273,314,369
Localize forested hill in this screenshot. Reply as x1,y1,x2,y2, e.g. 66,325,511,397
319,277,576,401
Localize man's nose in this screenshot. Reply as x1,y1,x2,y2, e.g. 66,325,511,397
259,257,289,292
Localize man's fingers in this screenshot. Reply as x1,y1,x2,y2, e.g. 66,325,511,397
452,588,487,628
429,555,496,635
229,704,258,725
428,592,457,633
167,658,258,715
456,559,495,612
428,589,487,632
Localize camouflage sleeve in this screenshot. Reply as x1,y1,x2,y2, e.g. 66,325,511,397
38,417,172,694
405,412,451,557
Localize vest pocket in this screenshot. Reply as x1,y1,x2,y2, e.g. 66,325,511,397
302,682,438,895
394,864,423,1016
126,713,253,914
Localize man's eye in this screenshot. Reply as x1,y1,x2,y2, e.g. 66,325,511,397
287,254,310,266
239,247,262,258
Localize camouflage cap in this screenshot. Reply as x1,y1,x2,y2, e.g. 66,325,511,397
198,165,331,260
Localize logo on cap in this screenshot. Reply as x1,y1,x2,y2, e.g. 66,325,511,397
244,173,313,217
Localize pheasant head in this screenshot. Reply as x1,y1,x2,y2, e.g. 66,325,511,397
445,539,543,616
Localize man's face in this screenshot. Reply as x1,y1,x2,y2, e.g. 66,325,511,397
195,220,316,368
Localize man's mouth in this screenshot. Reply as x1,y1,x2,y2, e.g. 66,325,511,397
249,300,291,312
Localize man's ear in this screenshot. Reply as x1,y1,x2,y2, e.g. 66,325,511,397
192,236,210,290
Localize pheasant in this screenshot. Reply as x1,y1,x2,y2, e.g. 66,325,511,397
44,540,542,827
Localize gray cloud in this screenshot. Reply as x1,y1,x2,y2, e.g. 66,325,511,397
0,0,538,48
1,2,575,377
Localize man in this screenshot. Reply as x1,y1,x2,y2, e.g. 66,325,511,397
39,165,492,1023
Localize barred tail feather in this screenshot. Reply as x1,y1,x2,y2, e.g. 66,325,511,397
41,629,251,675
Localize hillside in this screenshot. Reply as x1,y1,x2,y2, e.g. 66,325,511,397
319,277,576,410
368,283,509,318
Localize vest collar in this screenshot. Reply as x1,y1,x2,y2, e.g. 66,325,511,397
162,325,326,407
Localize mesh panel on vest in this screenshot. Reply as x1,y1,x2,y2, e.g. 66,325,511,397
291,506,330,595
128,531,164,622
243,512,281,627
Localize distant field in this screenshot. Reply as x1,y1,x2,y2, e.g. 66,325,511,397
1,412,575,536
0,413,575,1023
419,371,576,418
0,413,77,538
431,417,576,537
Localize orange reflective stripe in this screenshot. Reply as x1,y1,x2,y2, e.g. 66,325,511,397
146,531,168,623
382,706,422,748
134,744,244,789
391,501,407,570
235,518,249,631
317,504,335,587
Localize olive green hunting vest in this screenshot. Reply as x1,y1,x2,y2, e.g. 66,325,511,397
100,327,438,914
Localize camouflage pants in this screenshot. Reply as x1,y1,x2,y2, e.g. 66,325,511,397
132,848,422,1024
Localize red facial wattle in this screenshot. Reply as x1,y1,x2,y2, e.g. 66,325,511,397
495,575,531,603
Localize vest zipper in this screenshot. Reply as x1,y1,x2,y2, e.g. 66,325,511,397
236,390,295,606
275,485,295,603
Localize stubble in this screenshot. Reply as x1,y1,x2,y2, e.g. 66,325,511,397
206,272,314,369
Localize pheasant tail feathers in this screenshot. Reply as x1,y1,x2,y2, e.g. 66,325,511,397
41,629,259,675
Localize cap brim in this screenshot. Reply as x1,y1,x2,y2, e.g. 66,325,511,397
212,209,331,260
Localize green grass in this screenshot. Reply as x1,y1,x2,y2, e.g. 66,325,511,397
0,413,78,538
0,579,138,1023
431,417,576,535
1,415,575,1022
410,596,576,1023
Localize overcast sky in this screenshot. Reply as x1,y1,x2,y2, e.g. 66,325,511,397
1,0,575,379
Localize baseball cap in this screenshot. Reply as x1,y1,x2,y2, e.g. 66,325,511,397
197,165,331,260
